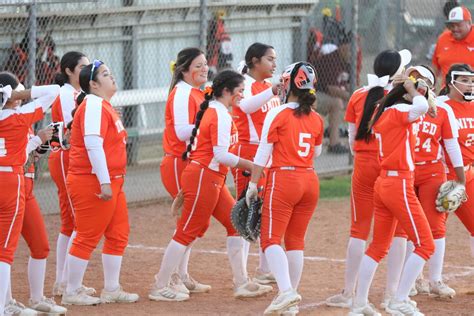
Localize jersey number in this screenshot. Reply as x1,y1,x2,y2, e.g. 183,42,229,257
297,133,311,157
415,137,432,153
465,133,474,147
0,138,6,157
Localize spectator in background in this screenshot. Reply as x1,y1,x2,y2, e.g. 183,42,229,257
315,33,351,154
207,10,233,80
432,6,474,83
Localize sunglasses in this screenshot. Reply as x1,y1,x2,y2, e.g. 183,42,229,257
89,60,103,81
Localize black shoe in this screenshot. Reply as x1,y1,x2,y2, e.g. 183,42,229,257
327,143,350,154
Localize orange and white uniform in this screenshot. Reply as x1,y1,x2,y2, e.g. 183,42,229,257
254,102,324,251
161,81,204,198
67,94,129,260
441,96,474,236
48,83,78,236
231,74,280,197
367,96,435,262
0,85,59,265
173,101,239,246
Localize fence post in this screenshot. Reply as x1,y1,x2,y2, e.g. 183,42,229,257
378,0,388,51
199,0,208,53
350,0,358,94
27,1,37,88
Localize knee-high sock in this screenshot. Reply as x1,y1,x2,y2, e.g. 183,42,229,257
395,253,426,301
405,240,415,262
65,255,89,295
428,238,445,283
286,250,304,289
354,255,379,307
470,236,474,258
0,262,11,315
258,243,270,273
242,239,250,266
55,233,70,284
265,245,292,292
155,240,187,289
226,237,247,287
177,242,193,278
61,230,77,285
385,237,407,298
28,257,47,301
6,275,12,302
343,237,366,295
102,254,122,292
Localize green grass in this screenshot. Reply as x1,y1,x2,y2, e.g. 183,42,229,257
319,175,351,199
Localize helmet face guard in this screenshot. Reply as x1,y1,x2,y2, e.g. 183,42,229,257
450,70,474,101
279,62,317,103
37,122,69,154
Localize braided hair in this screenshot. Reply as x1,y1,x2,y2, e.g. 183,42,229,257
182,70,245,160
169,48,204,94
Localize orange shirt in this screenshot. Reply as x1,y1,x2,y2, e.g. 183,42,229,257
190,101,238,175
432,28,474,79
51,83,78,128
232,74,280,144
163,81,204,157
259,102,324,168
68,94,128,177
373,104,417,171
0,102,44,167
413,101,458,163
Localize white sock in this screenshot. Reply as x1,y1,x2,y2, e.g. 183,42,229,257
428,238,445,283
0,262,11,315
178,245,192,278
155,240,187,289
55,233,70,285
61,231,77,285
242,239,250,267
343,237,366,295
258,244,270,273
354,255,379,306
265,245,292,292
395,253,426,301
470,236,474,257
226,237,248,287
102,254,122,292
6,276,12,302
286,250,304,289
28,257,47,301
385,237,407,298
405,240,415,262
65,255,89,295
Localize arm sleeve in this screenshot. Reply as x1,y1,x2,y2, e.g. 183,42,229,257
175,124,195,142
314,145,322,158
84,135,111,185
213,146,240,167
444,138,464,168
348,122,356,154
254,143,273,167
30,85,61,112
408,96,429,122
26,136,42,154
238,88,274,114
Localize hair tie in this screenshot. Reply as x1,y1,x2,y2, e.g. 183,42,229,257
170,60,176,74
367,74,390,88
309,88,316,95
203,86,213,97
237,60,247,74
408,76,417,84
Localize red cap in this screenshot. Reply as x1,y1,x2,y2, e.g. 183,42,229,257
447,6,472,23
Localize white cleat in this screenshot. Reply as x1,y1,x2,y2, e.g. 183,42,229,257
348,302,381,316
52,283,95,297
326,290,352,308
429,280,456,299
4,299,38,316
408,285,418,297
61,287,101,306
263,289,301,315
415,278,430,295
234,280,273,299
148,285,189,302
181,274,211,293
281,304,299,315
100,286,139,303
381,294,417,310
28,297,67,315
253,268,277,285
386,299,424,316
169,273,190,295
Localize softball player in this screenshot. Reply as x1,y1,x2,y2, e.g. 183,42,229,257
150,70,272,302
232,42,280,285
0,72,59,316
350,78,434,316
62,60,138,306
48,51,91,297
246,62,323,315
161,47,211,294
326,49,412,309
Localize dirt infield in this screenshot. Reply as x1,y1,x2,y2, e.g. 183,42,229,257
11,198,474,315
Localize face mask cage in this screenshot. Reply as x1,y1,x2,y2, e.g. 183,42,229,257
451,70,474,101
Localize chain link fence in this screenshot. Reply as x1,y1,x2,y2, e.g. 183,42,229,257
1,0,470,213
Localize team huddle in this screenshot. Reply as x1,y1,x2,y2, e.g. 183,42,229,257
0,16,474,316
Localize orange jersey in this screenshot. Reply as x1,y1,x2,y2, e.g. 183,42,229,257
163,81,204,157
373,104,417,171
232,74,280,144
440,96,474,167
68,95,127,177
413,101,458,163
258,102,324,168
51,83,78,128
189,101,238,175
344,86,389,152
0,102,44,167
432,28,474,79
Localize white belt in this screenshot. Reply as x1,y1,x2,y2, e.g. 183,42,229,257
415,159,440,166
25,172,35,179
279,166,314,171
386,170,399,176
112,174,125,179
0,166,13,172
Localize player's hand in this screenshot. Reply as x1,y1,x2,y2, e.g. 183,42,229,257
37,126,54,143
245,182,258,207
97,183,113,201
272,82,281,95
391,73,408,86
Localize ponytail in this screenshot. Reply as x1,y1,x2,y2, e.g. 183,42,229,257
369,84,408,130
355,86,384,142
67,91,87,130
293,89,316,116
